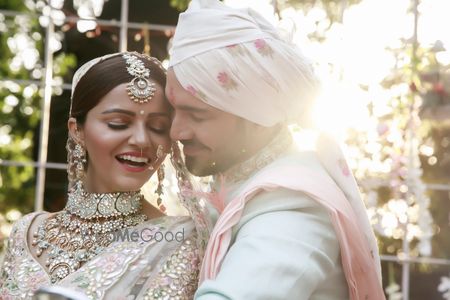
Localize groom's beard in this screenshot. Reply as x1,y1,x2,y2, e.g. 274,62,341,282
185,156,218,177
182,140,220,176
181,140,245,177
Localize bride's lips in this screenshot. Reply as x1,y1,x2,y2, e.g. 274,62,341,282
116,151,151,172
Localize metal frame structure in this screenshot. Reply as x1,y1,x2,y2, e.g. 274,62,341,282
0,1,449,299
0,5,176,211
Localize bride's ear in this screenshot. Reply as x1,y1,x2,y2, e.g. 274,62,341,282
68,117,85,146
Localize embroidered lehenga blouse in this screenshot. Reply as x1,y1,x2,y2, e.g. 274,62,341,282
0,212,200,300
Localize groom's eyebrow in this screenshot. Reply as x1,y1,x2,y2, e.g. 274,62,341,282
178,105,208,113
177,105,209,113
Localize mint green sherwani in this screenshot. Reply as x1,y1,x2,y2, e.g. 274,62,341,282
195,140,350,299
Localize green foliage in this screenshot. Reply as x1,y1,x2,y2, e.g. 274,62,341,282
169,0,190,11
0,0,26,10
54,53,77,77
0,2,76,222
0,0,37,215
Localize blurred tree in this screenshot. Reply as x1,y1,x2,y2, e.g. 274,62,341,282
0,1,76,250
170,0,190,11
1,1,42,217
169,0,362,20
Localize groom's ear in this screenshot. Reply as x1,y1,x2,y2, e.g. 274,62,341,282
67,117,85,146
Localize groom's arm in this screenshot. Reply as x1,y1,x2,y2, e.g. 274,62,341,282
194,190,346,300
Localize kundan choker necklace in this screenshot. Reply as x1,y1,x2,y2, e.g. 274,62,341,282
32,181,147,283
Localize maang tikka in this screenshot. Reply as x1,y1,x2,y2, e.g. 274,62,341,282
123,53,156,104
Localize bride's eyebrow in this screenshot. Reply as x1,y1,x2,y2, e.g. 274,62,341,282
101,108,135,116
101,109,171,118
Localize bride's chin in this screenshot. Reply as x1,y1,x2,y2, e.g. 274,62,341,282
113,179,147,192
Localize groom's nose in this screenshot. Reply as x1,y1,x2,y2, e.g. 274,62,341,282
170,113,194,141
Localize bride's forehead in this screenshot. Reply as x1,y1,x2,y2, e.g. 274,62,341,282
90,84,168,114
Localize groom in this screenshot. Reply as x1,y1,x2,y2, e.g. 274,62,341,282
167,1,385,299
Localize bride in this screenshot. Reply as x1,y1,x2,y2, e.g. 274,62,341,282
0,52,210,300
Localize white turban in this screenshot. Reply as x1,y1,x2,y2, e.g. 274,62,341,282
169,0,319,127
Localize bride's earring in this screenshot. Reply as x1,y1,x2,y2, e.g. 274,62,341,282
67,133,87,187
74,143,87,180
156,164,165,212
148,145,164,171
153,145,166,212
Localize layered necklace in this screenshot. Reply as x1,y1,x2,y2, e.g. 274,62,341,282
32,181,147,283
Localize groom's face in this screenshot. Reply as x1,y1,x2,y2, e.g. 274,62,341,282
166,69,250,176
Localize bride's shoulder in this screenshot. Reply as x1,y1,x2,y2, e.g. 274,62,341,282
2,212,40,253
7,211,51,244
9,212,43,234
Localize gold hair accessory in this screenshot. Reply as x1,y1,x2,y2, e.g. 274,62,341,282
123,53,156,104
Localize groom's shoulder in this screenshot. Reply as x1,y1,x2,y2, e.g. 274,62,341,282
233,148,333,229
272,147,321,169
233,186,329,236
